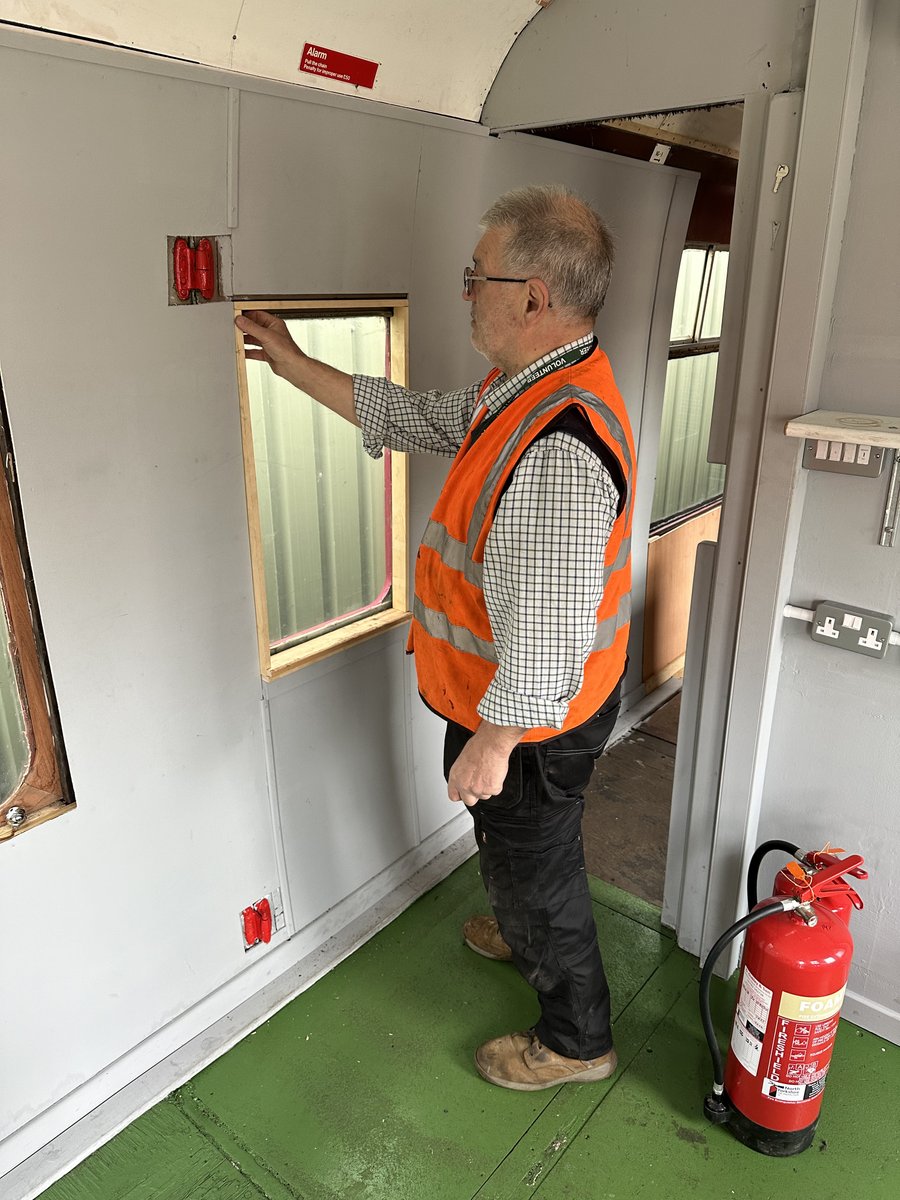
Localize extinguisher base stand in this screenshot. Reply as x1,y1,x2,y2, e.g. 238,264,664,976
719,1091,818,1157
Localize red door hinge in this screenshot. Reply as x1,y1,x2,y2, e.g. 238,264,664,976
241,904,261,947
241,897,274,949
256,897,273,944
173,237,215,301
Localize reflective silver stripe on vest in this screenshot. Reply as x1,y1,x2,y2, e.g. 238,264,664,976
422,388,633,589
413,597,498,663
420,520,484,588
592,591,632,652
608,532,632,577
468,385,635,559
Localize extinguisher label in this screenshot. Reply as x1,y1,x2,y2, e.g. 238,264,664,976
730,967,773,1076
777,986,845,1021
761,986,846,1103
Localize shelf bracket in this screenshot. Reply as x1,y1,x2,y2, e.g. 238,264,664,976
880,451,900,549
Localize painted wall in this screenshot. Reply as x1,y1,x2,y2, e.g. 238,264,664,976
759,0,900,1039
0,28,693,1178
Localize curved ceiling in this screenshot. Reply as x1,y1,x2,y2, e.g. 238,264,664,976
1,0,548,121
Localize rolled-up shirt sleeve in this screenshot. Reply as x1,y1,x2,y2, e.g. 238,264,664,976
477,432,619,731
353,375,483,459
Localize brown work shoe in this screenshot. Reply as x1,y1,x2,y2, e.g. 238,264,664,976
475,1030,618,1091
463,915,513,961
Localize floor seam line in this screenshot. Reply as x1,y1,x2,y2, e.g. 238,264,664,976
173,1087,308,1200
170,1097,276,1200
587,892,675,938
592,909,674,940
512,975,699,1196
467,966,696,1199
609,942,686,1025
466,1088,569,1200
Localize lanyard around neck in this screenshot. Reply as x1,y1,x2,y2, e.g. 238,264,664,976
470,339,596,445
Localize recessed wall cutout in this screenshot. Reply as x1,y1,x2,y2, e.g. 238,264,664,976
166,234,232,305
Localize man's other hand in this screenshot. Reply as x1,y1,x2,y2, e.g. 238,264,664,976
448,721,526,807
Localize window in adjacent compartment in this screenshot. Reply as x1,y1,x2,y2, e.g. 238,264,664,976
652,246,729,529
234,300,409,679
0,389,72,843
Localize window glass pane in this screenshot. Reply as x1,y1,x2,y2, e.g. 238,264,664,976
669,248,708,341
700,249,730,339
652,353,727,524
0,611,29,804
246,315,390,650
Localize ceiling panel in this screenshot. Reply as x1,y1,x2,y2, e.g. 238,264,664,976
2,0,545,120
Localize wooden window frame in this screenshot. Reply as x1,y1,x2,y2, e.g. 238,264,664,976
233,298,410,681
0,410,72,843
649,245,728,534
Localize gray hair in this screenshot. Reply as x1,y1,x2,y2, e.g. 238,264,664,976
480,185,615,321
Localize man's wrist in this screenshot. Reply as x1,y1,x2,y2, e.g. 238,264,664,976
474,720,527,755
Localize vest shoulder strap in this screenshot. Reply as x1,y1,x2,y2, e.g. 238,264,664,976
533,407,627,511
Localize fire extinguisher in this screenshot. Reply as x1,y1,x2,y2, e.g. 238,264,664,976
700,843,867,1156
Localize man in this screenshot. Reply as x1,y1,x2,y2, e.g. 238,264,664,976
236,184,636,1092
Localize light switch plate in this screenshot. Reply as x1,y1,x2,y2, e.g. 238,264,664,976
802,439,886,476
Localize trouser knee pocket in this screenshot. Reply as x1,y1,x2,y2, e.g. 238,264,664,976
489,835,589,913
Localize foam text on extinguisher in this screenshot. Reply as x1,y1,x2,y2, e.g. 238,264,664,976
778,986,846,1021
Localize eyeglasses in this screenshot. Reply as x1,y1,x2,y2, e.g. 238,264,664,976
463,265,530,299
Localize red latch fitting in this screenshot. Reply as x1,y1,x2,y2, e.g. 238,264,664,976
256,897,273,944
241,905,261,947
173,237,215,301
242,897,274,948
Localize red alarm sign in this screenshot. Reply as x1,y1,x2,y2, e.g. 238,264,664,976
299,43,379,89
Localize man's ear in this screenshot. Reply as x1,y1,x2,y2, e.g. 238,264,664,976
524,277,552,319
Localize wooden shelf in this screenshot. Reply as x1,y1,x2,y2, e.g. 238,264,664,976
785,409,900,448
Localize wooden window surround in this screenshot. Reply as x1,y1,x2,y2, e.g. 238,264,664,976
0,411,72,843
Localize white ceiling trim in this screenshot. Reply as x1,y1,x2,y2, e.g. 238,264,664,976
1,1,545,120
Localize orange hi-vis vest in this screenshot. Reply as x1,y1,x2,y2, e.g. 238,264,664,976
409,343,636,742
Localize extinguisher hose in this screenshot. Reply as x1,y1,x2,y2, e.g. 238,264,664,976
746,839,801,910
699,898,800,1095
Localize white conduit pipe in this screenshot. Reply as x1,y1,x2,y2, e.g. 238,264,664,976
784,604,900,646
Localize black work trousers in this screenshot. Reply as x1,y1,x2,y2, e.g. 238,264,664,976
443,683,621,1061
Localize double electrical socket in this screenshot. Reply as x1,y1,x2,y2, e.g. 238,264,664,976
811,601,893,660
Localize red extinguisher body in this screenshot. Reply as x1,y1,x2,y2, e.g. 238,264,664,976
721,852,863,1156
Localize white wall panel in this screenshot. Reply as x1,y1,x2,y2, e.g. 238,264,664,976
265,633,418,931
0,48,275,1137
233,90,426,295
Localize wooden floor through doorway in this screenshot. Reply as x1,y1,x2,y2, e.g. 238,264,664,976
582,691,681,906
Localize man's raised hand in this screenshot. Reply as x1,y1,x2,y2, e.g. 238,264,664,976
235,310,304,379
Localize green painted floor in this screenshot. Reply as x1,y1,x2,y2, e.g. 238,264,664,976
43,859,899,1200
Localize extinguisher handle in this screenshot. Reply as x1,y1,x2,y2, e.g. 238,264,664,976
807,854,865,901
807,850,868,881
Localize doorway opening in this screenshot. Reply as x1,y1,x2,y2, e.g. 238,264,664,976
525,102,743,907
